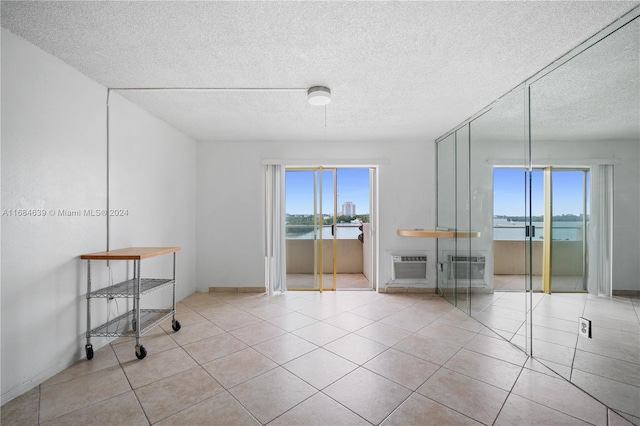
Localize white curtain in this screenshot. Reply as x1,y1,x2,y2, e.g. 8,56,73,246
265,164,286,294
590,164,614,297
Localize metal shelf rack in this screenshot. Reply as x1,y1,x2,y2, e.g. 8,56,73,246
81,247,181,360
89,308,172,337
88,278,174,298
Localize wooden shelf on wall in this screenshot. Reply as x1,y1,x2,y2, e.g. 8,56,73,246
397,229,480,238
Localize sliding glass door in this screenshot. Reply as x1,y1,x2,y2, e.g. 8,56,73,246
547,168,590,293
285,168,337,291
495,167,590,293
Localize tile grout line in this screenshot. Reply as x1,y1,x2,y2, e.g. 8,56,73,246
159,316,264,426
490,356,529,425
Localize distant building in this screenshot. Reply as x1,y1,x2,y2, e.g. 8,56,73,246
342,201,356,216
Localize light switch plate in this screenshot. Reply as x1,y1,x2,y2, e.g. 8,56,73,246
579,317,592,339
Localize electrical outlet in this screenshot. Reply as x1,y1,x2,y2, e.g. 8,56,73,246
578,317,592,339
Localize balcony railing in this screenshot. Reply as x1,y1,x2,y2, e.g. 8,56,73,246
286,223,363,240
493,224,585,241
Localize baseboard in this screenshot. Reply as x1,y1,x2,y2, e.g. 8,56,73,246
1,363,65,406
208,286,266,293
379,286,436,294
612,290,640,297
0,336,111,406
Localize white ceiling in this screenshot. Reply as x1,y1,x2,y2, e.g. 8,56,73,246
2,1,638,143
467,15,640,144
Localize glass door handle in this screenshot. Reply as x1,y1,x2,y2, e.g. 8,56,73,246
525,225,536,237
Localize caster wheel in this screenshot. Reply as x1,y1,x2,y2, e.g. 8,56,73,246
135,345,147,360
172,320,181,332
85,344,94,360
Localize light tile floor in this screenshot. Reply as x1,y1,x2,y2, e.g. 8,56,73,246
2,290,635,425
462,280,640,425
493,274,586,292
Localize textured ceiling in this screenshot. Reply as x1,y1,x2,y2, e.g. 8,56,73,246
2,1,638,143
469,16,640,145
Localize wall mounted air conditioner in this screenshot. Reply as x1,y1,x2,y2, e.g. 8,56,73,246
448,255,486,282
391,254,428,281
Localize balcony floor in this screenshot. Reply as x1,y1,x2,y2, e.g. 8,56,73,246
287,273,371,290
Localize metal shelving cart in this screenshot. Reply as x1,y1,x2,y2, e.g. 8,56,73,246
81,247,181,360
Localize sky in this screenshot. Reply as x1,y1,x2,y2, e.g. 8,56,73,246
494,168,589,217
285,168,370,215
285,167,587,217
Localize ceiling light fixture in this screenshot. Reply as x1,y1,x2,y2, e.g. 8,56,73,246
307,86,331,106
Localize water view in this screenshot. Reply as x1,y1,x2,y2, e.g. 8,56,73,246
493,218,586,241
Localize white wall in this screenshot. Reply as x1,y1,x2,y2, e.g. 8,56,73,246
108,93,197,303
1,30,197,403
1,29,106,404
196,140,436,291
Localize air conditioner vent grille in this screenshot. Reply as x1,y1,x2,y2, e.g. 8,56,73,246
399,256,427,262
450,256,484,263
448,254,486,281
391,253,428,281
